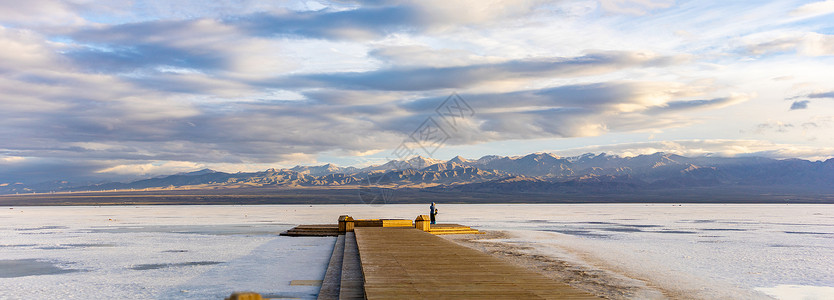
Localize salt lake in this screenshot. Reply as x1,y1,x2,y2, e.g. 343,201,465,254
1,204,831,299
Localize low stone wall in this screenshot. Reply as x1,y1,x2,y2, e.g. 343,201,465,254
381,219,413,227
354,219,413,227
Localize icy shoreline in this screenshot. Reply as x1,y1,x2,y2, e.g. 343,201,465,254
447,228,834,300
445,230,774,299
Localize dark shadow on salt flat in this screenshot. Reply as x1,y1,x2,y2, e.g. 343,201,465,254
131,261,222,270
162,249,188,253
784,231,831,235
680,219,716,223
37,243,116,250
0,259,80,278
766,222,834,227
540,229,612,239
254,220,292,224
14,226,68,231
620,224,662,228
64,243,116,247
601,227,643,232
715,220,757,224
0,244,37,248
565,221,661,229
510,219,560,224
38,246,70,250
701,228,748,231
768,244,802,248
89,224,292,236
680,219,756,225
581,221,617,225
654,230,698,234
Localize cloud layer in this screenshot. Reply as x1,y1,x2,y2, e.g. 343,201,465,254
1,0,833,183
554,139,834,162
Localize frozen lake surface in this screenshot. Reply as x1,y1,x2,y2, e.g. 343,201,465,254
1,204,832,299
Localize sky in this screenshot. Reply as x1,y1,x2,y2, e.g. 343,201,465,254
1,0,834,183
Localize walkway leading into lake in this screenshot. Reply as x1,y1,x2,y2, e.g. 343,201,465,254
353,227,599,299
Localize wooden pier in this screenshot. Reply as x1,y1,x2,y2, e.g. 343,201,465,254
355,227,597,299
277,216,598,299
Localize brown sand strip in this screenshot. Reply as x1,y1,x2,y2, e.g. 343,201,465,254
355,227,600,299
290,280,322,286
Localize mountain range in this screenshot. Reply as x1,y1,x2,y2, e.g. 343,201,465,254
2,152,833,200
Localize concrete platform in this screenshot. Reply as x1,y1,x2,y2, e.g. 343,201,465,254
428,223,483,235
354,227,599,299
339,232,364,299
317,235,344,300
280,224,340,236
281,216,483,237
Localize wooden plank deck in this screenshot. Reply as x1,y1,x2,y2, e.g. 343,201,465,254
354,227,599,299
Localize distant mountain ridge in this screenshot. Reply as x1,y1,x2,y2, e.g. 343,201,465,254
2,152,833,196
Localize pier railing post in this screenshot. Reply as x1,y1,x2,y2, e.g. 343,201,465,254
339,215,355,233
415,215,431,231
346,216,354,232
339,215,347,233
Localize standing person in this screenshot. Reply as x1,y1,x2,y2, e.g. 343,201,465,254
430,202,436,224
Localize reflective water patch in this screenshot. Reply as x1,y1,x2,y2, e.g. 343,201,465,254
701,228,747,231
130,261,222,270
0,259,79,278
540,229,612,239
784,231,830,235
14,226,68,231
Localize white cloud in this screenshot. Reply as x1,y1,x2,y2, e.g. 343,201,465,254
328,0,552,28
96,161,205,176
798,33,834,56
410,0,551,26
0,0,86,26
0,27,60,70
598,0,675,15
0,156,26,163
369,44,505,68
790,0,834,18
743,31,834,56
